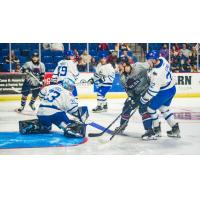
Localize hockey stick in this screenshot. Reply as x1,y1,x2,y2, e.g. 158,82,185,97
26,71,41,85
11,86,41,94
88,105,136,137
109,107,137,141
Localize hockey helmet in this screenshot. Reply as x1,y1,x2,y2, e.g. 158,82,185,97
146,50,159,60
61,77,75,91
66,50,74,57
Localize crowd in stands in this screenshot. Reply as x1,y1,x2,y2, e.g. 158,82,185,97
0,43,199,73
170,43,198,72
0,43,139,73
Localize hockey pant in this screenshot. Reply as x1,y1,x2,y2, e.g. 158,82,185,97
20,80,41,107
96,86,112,107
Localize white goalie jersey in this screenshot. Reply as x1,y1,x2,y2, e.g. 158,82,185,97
93,63,115,87
51,60,79,84
37,84,78,116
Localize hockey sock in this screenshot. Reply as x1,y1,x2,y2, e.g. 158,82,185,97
21,95,27,107
30,97,36,105
141,111,152,130
147,107,160,128
160,106,176,128
97,93,106,107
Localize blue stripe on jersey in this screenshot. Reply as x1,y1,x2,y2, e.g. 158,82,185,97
39,104,61,110
147,90,154,97
160,81,171,90
155,59,163,68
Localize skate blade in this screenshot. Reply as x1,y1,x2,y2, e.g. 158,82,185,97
142,136,157,141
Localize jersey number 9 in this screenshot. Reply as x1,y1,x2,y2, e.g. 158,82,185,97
60,66,68,76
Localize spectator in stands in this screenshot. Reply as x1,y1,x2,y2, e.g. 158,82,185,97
119,43,130,51
189,46,197,72
42,43,51,50
73,48,80,62
160,43,169,60
80,50,92,65
98,43,109,51
171,45,180,56
107,51,118,67
42,43,64,52
181,43,191,58
77,57,87,72
5,50,20,72
50,43,64,52
178,51,191,72
121,50,135,64
89,57,97,72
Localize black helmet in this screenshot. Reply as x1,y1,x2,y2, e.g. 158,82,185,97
31,52,39,58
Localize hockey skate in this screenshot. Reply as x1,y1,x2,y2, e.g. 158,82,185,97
92,106,104,113
15,105,25,113
167,123,181,138
114,126,126,135
141,129,157,140
154,122,162,137
103,103,108,111
29,102,36,111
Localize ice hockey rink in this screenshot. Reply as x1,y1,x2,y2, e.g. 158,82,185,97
0,97,200,155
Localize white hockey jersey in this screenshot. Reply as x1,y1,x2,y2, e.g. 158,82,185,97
143,57,176,102
93,63,115,87
37,84,78,116
51,59,79,84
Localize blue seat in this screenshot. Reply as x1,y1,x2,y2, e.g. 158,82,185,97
45,63,55,72
89,43,98,50
89,50,97,56
3,63,10,72
53,51,64,56
41,50,53,56
42,56,53,63
1,49,9,57
79,43,87,50
109,43,115,50
19,56,28,65
70,43,81,50
54,56,64,63
0,43,9,50
63,43,69,50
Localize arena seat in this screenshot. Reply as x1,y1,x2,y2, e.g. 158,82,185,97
53,51,64,57
54,56,64,63
42,56,54,63
3,63,10,72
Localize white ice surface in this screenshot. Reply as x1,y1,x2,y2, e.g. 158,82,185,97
0,98,200,155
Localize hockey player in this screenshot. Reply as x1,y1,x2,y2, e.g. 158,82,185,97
114,58,154,137
140,50,180,140
16,52,45,112
19,78,88,138
50,50,79,99
88,52,115,112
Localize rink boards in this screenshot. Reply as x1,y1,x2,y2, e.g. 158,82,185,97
0,72,200,101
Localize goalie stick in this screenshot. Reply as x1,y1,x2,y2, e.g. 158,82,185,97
88,105,136,137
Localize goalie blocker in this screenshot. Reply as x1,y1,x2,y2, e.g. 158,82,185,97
19,106,89,138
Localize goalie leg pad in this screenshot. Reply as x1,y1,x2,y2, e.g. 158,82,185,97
19,119,51,134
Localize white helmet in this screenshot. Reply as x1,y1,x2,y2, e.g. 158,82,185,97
62,77,75,91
